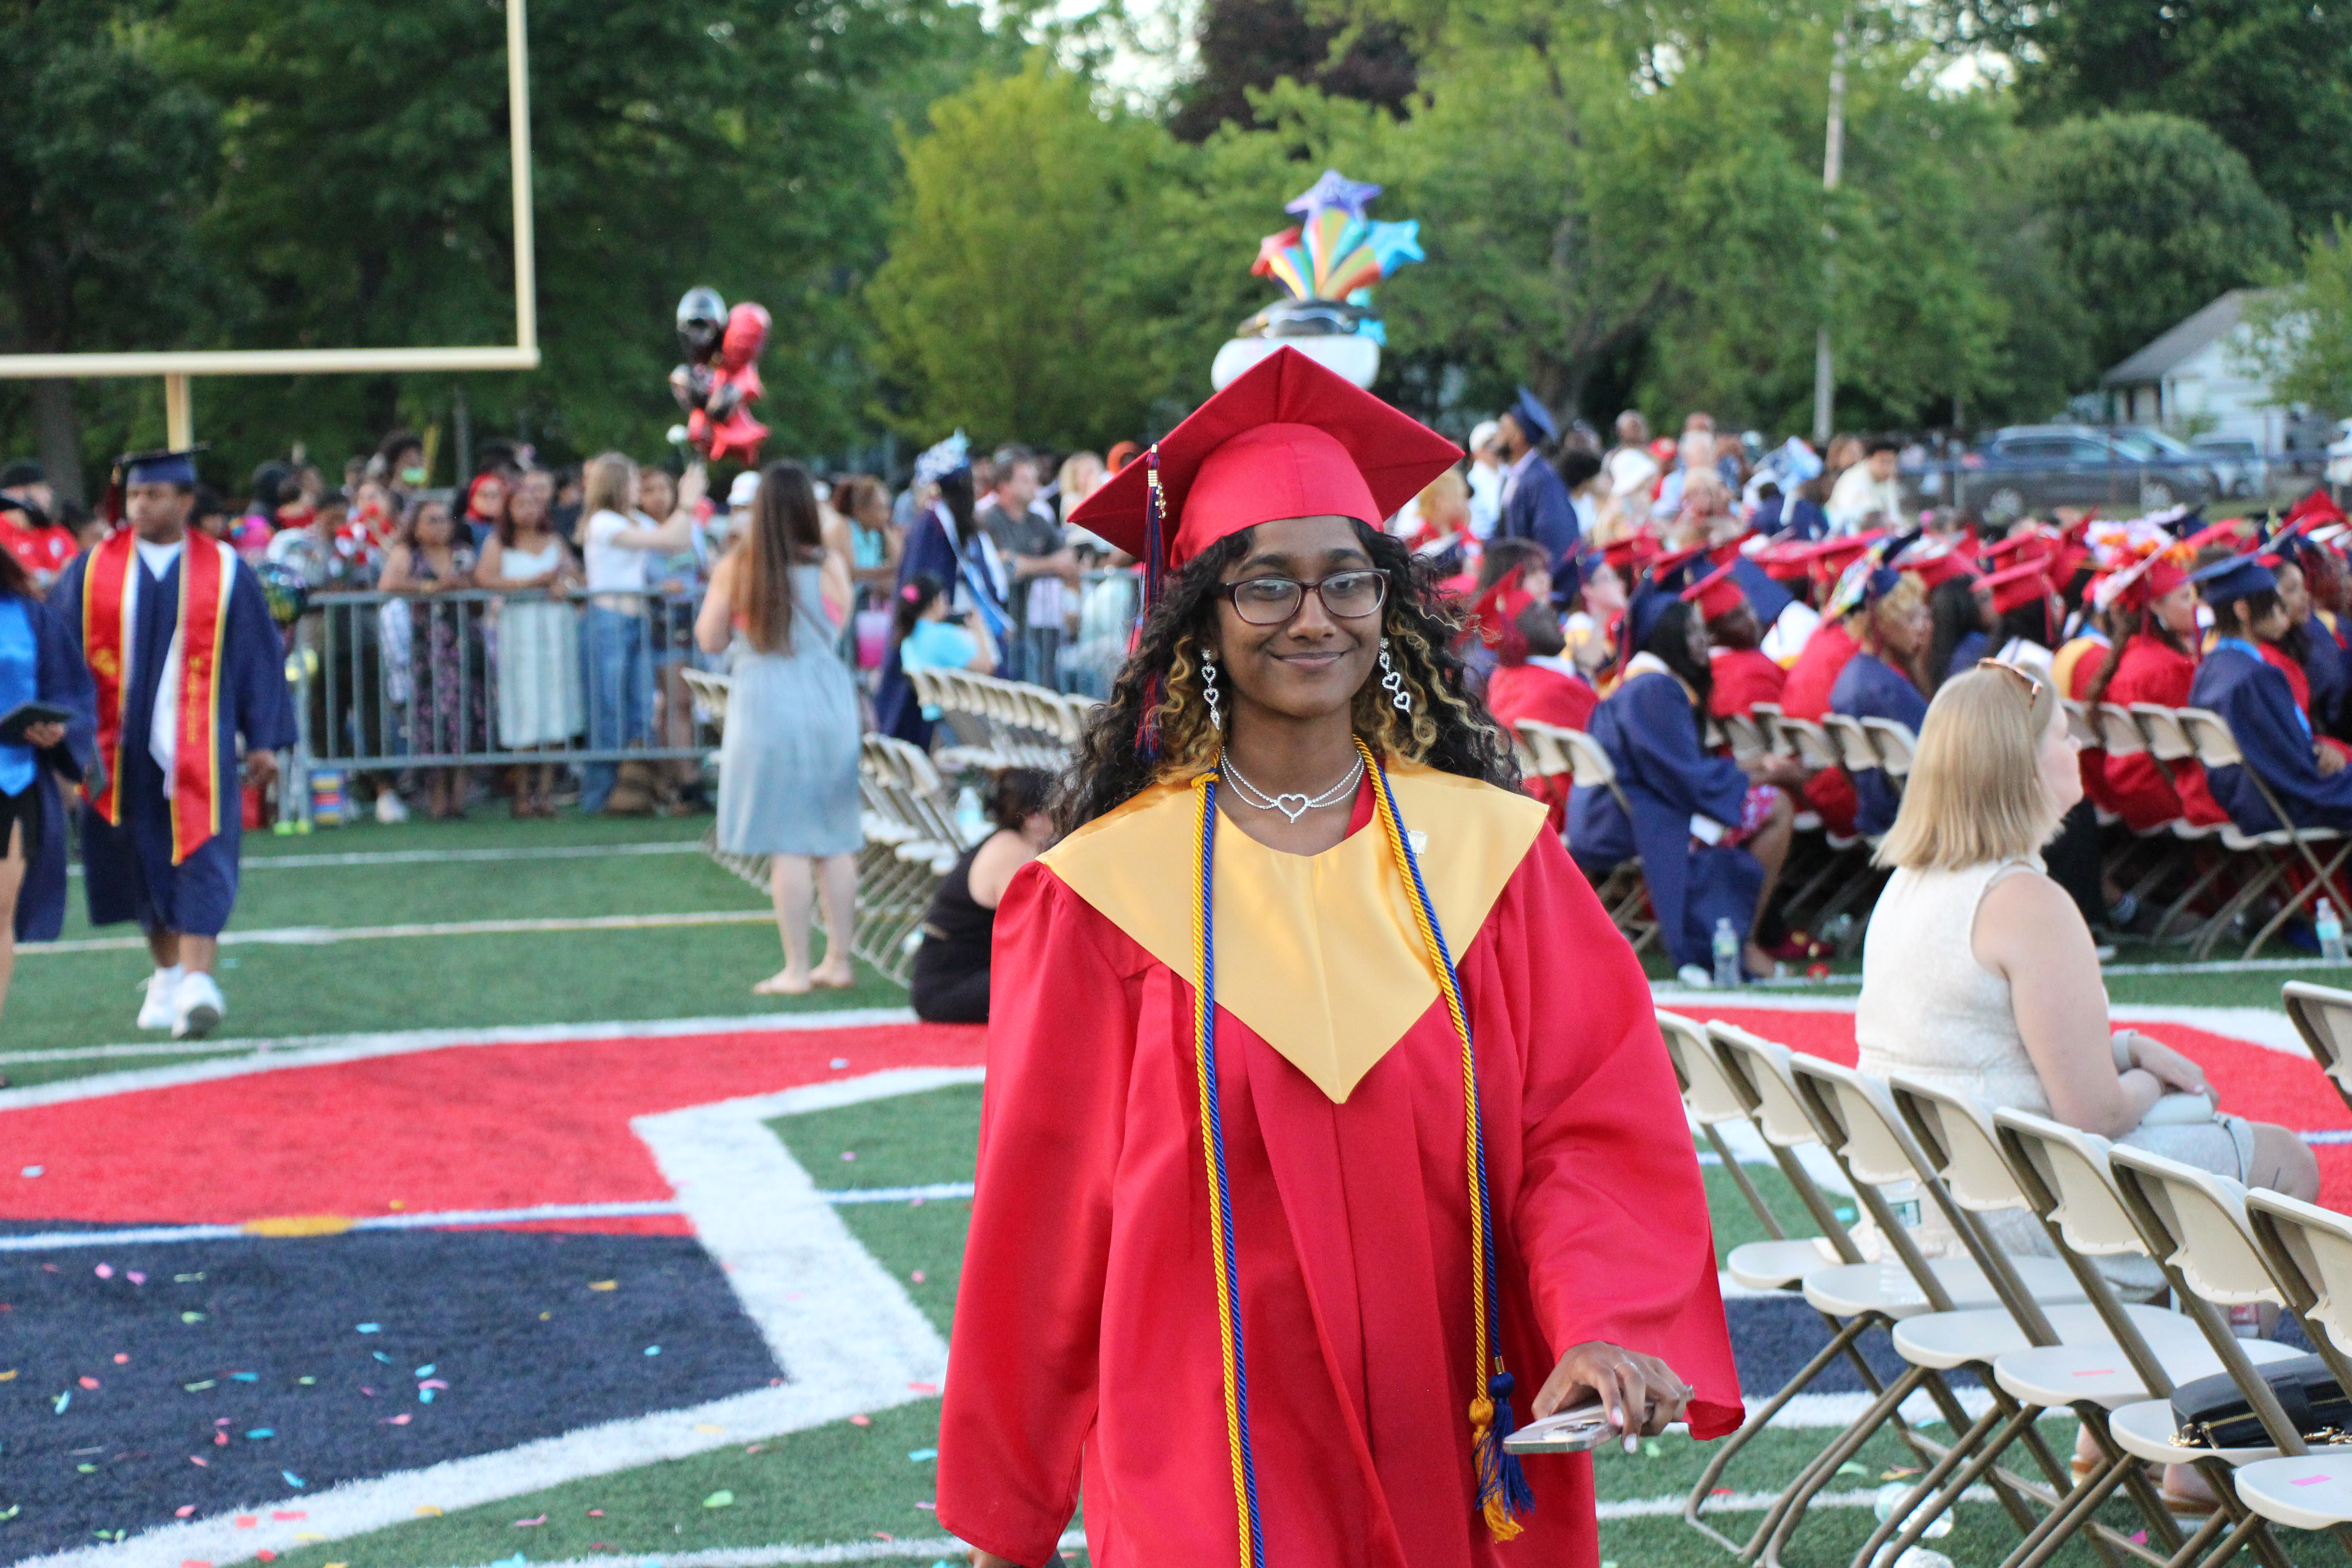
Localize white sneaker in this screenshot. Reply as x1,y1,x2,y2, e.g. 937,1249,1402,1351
173,972,225,1040
137,965,184,1030
375,790,409,824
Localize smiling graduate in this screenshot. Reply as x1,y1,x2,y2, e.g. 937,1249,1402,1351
934,349,1740,1568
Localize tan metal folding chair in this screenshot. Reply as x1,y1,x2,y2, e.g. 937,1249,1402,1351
2235,1189,2352,1536
1537,721,1658,951
2283,980,2352,1118
2175,708,2351,960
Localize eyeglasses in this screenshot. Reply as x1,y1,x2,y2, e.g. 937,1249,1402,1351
1217,569,1389,626
1976,657,2044,702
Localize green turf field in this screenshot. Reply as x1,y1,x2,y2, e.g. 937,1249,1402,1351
15,813,2349,1568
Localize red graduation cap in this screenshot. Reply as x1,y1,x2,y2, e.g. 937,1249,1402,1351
1599,530,1662,575
2285,489,2348,534
1646,542,1710,583
1981,558,2054,615
1805,532,1884,587
1983,528,2055,566
1065,347,1461,581
1681,560,1746,622
1752,538,1818,582
2180,517,2256,554
1905,544,1979,591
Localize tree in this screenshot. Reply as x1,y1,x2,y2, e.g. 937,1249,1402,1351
2243,221,2352,417
2020,112,2292,377
867,55,1186,449
1954,0,2352,235
0,1,220,500
1168,0,1416,142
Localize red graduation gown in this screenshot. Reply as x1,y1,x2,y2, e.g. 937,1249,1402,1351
1708,647,1788,719
2102,635,2227,831
938,769,1741,1568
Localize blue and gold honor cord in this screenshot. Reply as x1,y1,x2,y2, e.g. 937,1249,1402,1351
1189,740,1533,1568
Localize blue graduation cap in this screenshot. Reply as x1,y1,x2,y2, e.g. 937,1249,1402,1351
119,447,202,487
1627,578,1683,648
2188,553,2277,605
1509,387,1557,445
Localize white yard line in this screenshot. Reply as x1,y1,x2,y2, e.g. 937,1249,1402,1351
26,908,773,956
22,1069,976,1568
69,841,708,874
0,1008,922,1108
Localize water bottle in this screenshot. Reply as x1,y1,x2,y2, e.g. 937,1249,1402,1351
2321,899,2347,965
1872,1481,1954,1539
1712,917,1742,990
954,785,987,846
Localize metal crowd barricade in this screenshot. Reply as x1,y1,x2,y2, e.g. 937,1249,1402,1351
286,587,715,822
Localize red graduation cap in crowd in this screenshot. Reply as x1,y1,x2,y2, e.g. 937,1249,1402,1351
1681,560,1747,622
1983,528,2056,568
2102,552,2189,612
1904,543,1979,590
1645,542,1711,589
1067,347,1462,595
2284,489,2349,535
2180,516,2257,554
1600,531,1662,576
1980,558,2055,615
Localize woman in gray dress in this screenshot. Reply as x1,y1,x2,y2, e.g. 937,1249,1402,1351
695,463,862,994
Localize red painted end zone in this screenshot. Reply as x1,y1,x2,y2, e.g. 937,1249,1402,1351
1703,1006,2352,1210
0,1023,988,1231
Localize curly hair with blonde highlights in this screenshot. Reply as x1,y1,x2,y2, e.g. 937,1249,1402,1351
1054,522,1519,832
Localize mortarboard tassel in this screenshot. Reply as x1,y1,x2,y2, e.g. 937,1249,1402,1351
1137,443,1169,763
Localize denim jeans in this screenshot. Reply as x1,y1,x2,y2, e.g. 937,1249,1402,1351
580,605,651,813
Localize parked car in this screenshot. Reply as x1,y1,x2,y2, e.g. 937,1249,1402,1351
1955,425,2217,523
2189,434,2271,499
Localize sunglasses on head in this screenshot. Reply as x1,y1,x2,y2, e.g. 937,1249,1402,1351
1977,657,2043,702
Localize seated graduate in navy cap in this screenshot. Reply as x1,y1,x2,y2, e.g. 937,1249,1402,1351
53,449,298,1039
2268,539,2348,741
1568,583,1806,984
1494,388,1581,603
1826,557,1931,838
2186,554,2352,833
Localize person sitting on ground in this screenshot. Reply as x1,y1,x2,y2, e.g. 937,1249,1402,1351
2188,554,2352,832
1856,660,2320,1509
1828,563,1930,838
1568,592,1806,984
908,769,1053,1024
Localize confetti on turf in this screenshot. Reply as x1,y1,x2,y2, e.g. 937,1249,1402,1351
189,1456,207,1466
383,1413,412,1424
416,1363,436,1376
232,1372,258,1382
696,1423,725,1433
910,1448,938,1461
175,1506,195,1518
52,1392,68,1413
1836,1461,1868,1476
181,1311,205,1324
113,1353,128,1364
515,1514,547,1527
703,1490,735,1508
644,1345,661,1356
910,1381,939,1394
20,1166,40,1178
911,1270,926,1284
916,1501,936,1511
95,1264,113,1279
0,1371,14,1381
282,1472,305,1488
589,1280,618,1292
245,1428,274,1440
355,1323,381,1333
78,1376,98,1389
416,1505,443,1516
271,1510,305,1521
235,1517,257,1529
851,1413,872,1426
128,1271,147,1284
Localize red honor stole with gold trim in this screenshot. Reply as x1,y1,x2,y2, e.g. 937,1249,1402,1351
82,530,236,863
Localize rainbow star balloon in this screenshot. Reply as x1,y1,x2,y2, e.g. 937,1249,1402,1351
1250,169,1422,309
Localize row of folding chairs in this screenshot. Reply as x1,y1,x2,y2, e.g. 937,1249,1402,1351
2068,699,2352,960
904,666,1095,773
1665,995,2352,1568
849,734,977,985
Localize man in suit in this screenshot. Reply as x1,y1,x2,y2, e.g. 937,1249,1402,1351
1496,387,1581,603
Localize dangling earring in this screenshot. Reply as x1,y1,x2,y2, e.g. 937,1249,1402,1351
1379,637,1412,713
1200,647,1223,730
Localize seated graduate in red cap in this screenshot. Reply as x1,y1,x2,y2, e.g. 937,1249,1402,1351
1687,562,1787,720
1471,540,1596,831
52,449,297,1041
2187,554,2352,832
2081,554,2226,830
1566,581,1805,983
1827,560,1931,838
937,349,1740,1568
1914,550,1991,694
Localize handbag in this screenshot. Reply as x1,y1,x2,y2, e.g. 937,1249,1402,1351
2171,1354,2352,1448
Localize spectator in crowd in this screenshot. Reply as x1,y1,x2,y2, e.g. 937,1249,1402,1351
2190,554,2352,832
59,499,103,559
551,466,585,544
694,462,861,996
1056,451,1107,531
1465,419,1504,539
477,467,583,817
825,474,901,595
1855,664,2317,1494
2271,541,2348,735
1557,447,1609,544
895,570,1000,717
377,430,428,507
576,452,701,815
1650,426,1718,520
1569,592,1802,984
1495,387,1579,598
879,444,1008,744
0,461,52,518
191,488,233,542
1826,437,1903,533
1407,465,1475,574
378,495,481,820
1828,563,1931,838
461,470,510,553
1604,411,1657,501
908,768,1053,1023
976,445,1077,686
0,535,96,1028
232,462,289,559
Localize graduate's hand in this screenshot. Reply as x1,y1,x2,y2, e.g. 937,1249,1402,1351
2321,743,2347,777
243,749,279,790
20,722,64,751
1534,1341,1692,1442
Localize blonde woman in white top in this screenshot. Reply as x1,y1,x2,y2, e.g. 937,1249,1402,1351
1857,660,2318,1502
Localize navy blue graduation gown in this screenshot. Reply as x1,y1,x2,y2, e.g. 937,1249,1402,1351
1500,454,1583,602
9,589,99,942
54,542,298,937
2187,642,2352,832
2299,617,2347,733
1566,666,1763,969
1829,650,1928,837
1945,631,1990,683
875,507,1012,745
